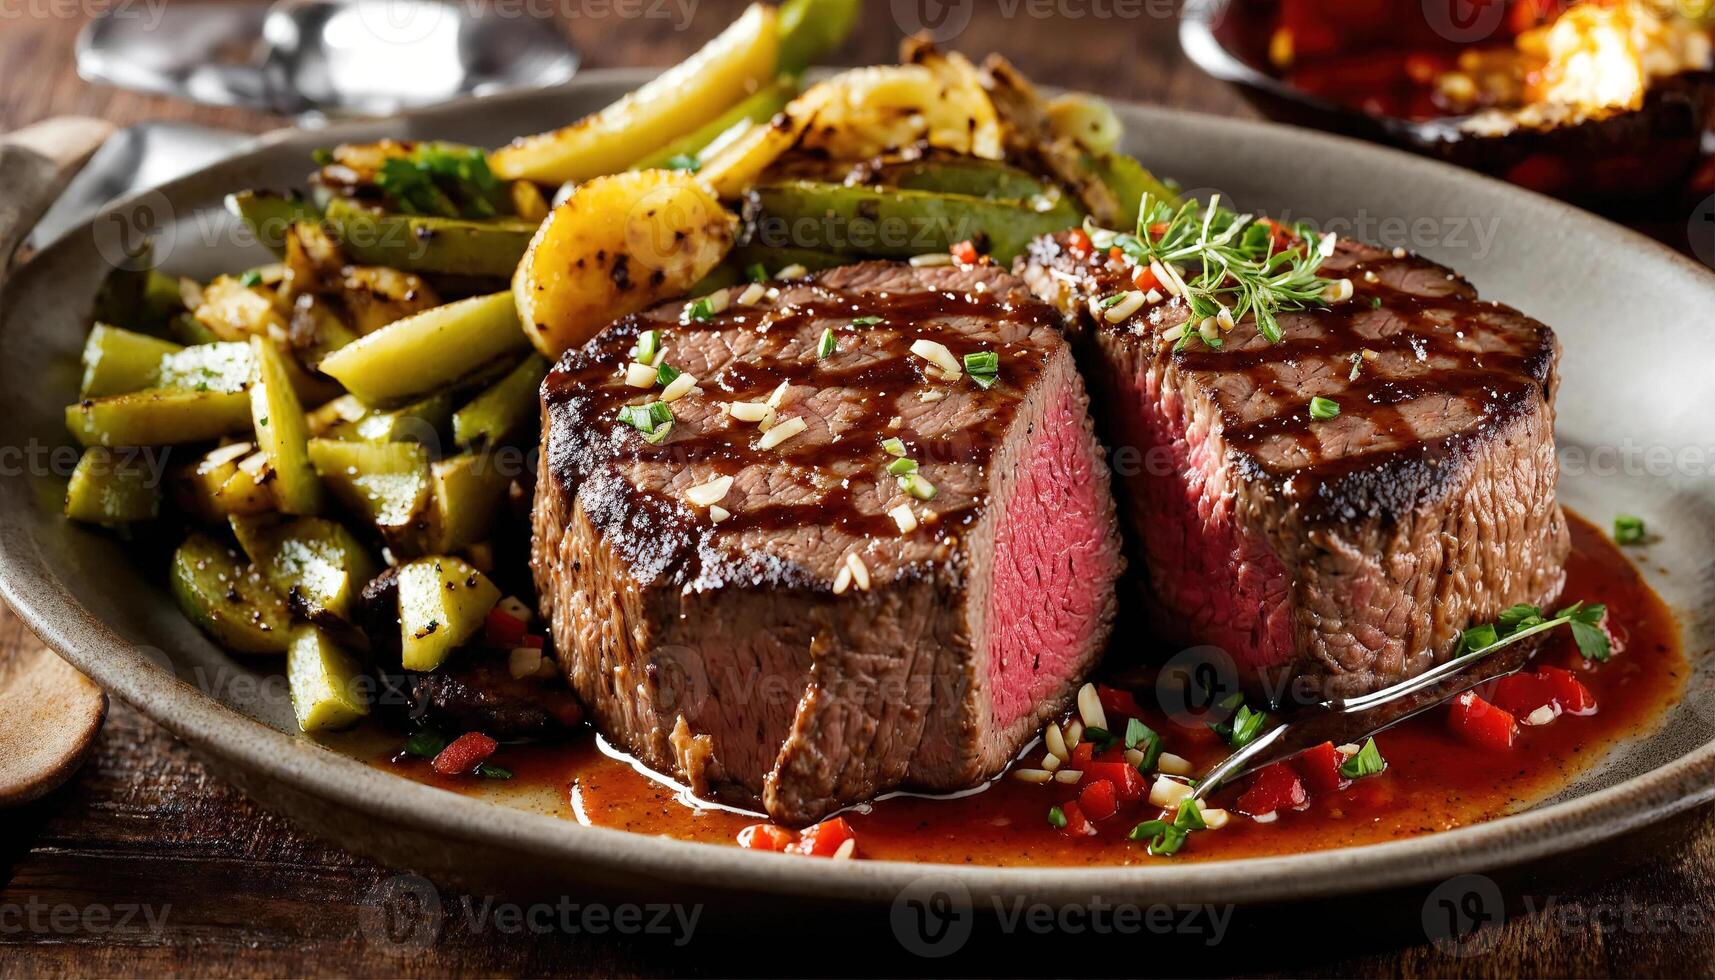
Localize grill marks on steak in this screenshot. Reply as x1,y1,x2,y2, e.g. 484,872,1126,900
533,261,1123,823
1020,233,1569,700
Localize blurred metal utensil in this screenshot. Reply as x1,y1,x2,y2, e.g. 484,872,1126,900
77,0,579,122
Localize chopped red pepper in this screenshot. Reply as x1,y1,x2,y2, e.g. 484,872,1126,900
1082,761,1146,801
520,633,546,650
1236,762,1309,816
795,816,856,857
950,239,981,265
1131,264,1162,293
1057,800,1097,838
1078,779,1119,821
430,732,498,775
1491,668,1597,719
1096,684,1141,720
1066,228,1093,259
1293,741,1351,795
1070,741,1095,767
1538,666,1597,715
484,607,528,648
1449,691,1518,750
737,824,795,852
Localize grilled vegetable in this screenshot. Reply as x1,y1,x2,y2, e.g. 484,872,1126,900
1087,151,1181,222
170,442,274,522
79,325,182,398
397,556,501,672
1048,93,1123,154
192,274,288,341
744,181,1084,263
700,58,1004,198
155,341,256,393
231,515,376,619
513,170,735,358
287,624,371,731
66,388,253,447
489,3,780,184
318,292,529,406
776,0,860,74
879,160,1054,200
452,355,549,448
417,453,512,554
325,392,453,445
306,438,432,537
64,447,162,524
249,338,322,514
321,197,537,279
170,533,291,655
629,75,799,172
227,191,322,254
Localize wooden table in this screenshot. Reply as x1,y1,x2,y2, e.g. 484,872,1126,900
3,2,1712,975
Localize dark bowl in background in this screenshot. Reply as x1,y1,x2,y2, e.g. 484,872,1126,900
1180,0,1715,207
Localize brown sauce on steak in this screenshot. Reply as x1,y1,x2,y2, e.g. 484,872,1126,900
334,511,1686,866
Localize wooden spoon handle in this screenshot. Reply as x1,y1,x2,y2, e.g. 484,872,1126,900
0,116,115,278
0,117,116,804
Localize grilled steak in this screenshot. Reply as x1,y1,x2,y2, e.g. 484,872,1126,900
1020,233,1568,701
533,260,1123,823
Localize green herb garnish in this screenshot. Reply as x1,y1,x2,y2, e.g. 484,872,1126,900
852,315,882,326
1209,695,1269,749
817,327,836,359
1083,726,1120,753
1309,396,1341,421
1339,737,1387,780
656,362,682,386
1047,806,1067,829
685,298,715,323
1462,601,1611,662
886,458,918,476
881,437,907,457
475,763,513,780
1117,193,1338,346
964,351,1000,389
634,329,660,363
899,473,937,500
404,730,447,759
238,269,264,288
1614,514,1646,545
745,263,770,283
617,401,674,436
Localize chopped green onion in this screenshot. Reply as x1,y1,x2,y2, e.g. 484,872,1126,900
1173,798,1206,832
745,263,770,283
881,437,907,457
656,362,682,386
1127,819,1170,842
886,458,918,476
1123,717,1150,750
899,473,937,500
404,730,446,759
852,315,882,327
1309,396,1341,421
817,327,836,359
1348,352,1364,382
1210,696,1269,749
1083,726,1119,753
1614,514,1646,545
664,154,701,173
641,421,674,445
312,148,334,166
238,269,264,288
476,763,513,780
685,298,715,323
1097,293,1129,310
617,402,674,435
635,330,660,363
1047,806,1067,829
1339,737,1387,780
1370,296,1383,309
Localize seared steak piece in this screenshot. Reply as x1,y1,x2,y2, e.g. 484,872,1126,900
1020,233,1568,701
534,260,1123,823
407,663,585,739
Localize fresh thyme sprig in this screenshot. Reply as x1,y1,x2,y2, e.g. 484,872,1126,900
1114,194,1340,348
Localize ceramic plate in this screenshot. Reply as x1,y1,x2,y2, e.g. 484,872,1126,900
3,71,1713,907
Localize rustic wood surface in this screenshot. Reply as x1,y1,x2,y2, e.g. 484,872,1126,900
3,1,1713,976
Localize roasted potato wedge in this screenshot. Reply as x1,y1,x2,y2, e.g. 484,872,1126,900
514,170,735,358
489,3,779,184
